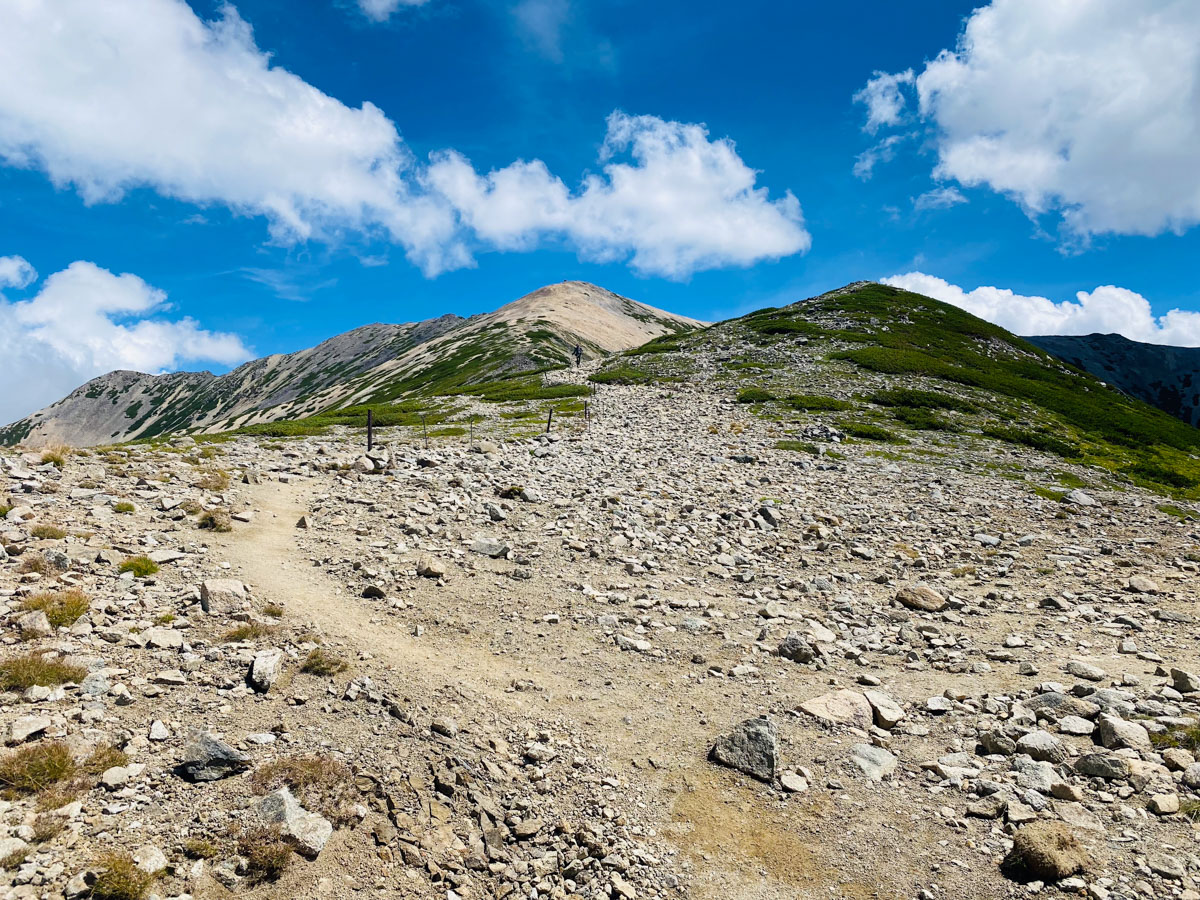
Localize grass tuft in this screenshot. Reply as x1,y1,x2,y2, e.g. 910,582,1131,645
89,852,158,900
249,754,355,822
21,589,89,628
30,524,67,540
238,825,293,881
300,647,348,676
0,742,77,798
118,556,159,578
0,651,87,690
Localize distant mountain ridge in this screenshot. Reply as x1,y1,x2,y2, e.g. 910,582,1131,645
0,281,700,447
1026,333,1200,426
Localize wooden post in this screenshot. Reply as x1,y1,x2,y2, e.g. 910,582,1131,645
421,414,429,450
366,409,374,452
546,408,554,433
469,421,474,447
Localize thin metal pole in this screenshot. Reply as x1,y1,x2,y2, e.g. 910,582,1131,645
367,409,374,452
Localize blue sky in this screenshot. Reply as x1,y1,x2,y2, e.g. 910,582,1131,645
1,0,1199,423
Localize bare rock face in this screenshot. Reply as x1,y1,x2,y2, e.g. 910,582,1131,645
709,717,778,782
200,579,247,615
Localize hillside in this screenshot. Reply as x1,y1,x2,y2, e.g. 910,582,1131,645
3,280,1200,899
590,280,1200,498
0,282,700,447
1028,332,1200,426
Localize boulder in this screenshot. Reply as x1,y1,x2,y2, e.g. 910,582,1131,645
178,731,249,781
199,579,247,615
709,716,778,782
849,743,897,781
249,649,285,693
895,584,946,612
256,787,333,858
799,689,873,730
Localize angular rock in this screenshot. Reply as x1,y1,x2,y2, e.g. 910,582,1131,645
895,584,946,612
849,743,896,781
256,786,333,858
199,579,247,616
249,649,285,693
178,731,250,781
864,690,905,729
799,690,872,730
1005,822,1088,881
709,716,778,782
777,632,814,664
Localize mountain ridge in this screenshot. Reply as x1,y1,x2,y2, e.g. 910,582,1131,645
1026,332,1200,426
1,281,700,447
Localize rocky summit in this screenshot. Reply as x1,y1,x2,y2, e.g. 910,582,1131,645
2,280,1200,900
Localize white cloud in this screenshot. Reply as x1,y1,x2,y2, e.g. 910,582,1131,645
356,0,429,23
857,0,1200,240
0,0,800,279
853,134,908,180
853,69,914,133
913,187,967,211
426,112,810,277
0,260,251,424
882,272,1200,346
0,256,36,290
513,0,570,62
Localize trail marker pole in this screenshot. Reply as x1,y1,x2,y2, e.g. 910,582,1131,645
366,409,374,453
421,414,429,450
546,408,554,433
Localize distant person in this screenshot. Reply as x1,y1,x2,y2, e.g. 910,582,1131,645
573,344,583,367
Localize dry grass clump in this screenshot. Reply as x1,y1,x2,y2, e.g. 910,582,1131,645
0,847,28,869
1004,821,1088,881
300,647,348,676
179,499,203,515
0,742,76,798
249,754,355,823
82,744,129,776
182,837,221,859
220,622,276,643
39,445,68,469
198,508,232,532
113,502,135,514
237,825,293,882
263,603,285,619
195,469,230,491
17,552,53,576
0,651,87,690
29,524,67,540
118,556,159,578
21,589,89,627
89,852,158,900
32,812,67,842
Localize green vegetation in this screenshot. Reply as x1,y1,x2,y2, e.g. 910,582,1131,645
220,622,276,643
868,388,976,412
1158,503,1191,520
248,754,354,822
748,282,1200,495
589,365,669,385
39,446,67,468
1033,486,1069,502
238,826,292,881
736,387,775,403
89,852,159,900
981,426,1079,459
775,440,819,455
1150,724,1200,752
891,406,958,431
837,420,906,444
113,502,135,514
118,556,159,578
784,393,853,412
21,589,89,627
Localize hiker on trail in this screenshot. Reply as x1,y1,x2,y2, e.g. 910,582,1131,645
573,344,583,367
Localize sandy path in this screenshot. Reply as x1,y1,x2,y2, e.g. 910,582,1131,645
203,478,899,900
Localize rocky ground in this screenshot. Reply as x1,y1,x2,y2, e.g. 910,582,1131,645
2,361,1200,900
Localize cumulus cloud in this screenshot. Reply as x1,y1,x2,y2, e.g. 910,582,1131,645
0,260,251,424
856,0,1200,240
853,69,914,133
427,112,810,277
0,256,36,290
0,0,803,278
882,272,1200,346
356,0,429,23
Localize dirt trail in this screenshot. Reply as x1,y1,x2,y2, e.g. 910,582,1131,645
209,479,882,900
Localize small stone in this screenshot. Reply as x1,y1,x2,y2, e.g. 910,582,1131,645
849,743,897,781
895,584,946,612
179,731,250,782
249,648,285,693
1148,793,1180,816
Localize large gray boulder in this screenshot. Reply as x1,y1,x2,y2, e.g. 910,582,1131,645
709,716,778,782
200,579,248,615
256,787,333,858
